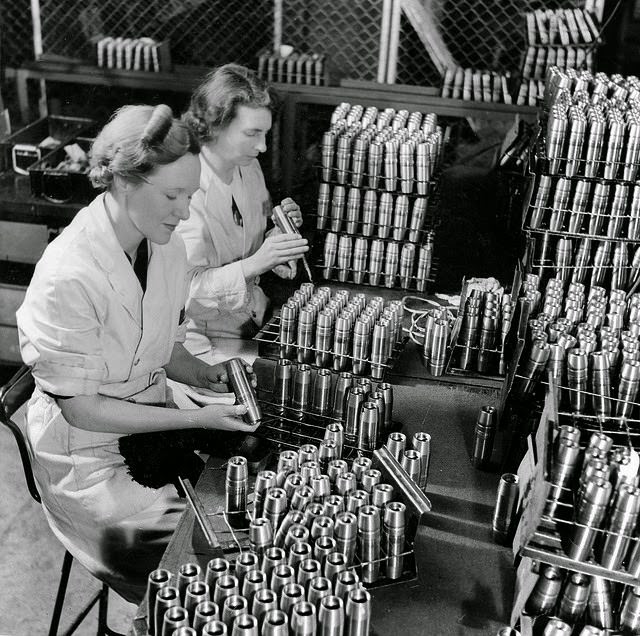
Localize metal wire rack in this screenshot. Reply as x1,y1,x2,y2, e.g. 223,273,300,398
317,165,441,197
185,447,430,592
533,132,640,182
313,219,437,244
524,218,640,244
313,257,438,294
255,392,381,460
446,341,507,379
254,314,409,380
517,385,640,587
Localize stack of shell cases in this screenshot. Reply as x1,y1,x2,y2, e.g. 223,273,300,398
314,102,442,293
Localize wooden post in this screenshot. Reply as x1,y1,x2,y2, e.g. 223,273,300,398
273,0,283,54
386,0,401,84
378,0,393,83
30,0,48,118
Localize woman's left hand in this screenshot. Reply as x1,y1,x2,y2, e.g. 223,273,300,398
279,197,303,229
202,360,257,392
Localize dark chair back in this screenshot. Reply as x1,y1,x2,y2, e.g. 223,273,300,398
0,365,39,502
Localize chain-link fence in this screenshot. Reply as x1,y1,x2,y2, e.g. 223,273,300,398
1,0,33,68
3,0,591,84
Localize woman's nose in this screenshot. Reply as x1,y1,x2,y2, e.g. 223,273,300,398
256,135,267,153
176,200,190,220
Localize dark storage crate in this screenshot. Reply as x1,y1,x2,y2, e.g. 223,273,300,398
29,137,96,204
1,116,95,175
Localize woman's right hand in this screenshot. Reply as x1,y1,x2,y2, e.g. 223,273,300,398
196,403,259,432
244,233,309,279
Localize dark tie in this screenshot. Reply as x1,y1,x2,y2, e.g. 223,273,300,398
133,239,149,293
231,195,243,227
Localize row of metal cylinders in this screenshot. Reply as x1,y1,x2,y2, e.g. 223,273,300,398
521,275,640,327
258,52,325,86
523,48,595,83
441,67,512,104
525,7,600,46
544,66,640,111
226,435,430,521
316,183,431,241
322,232,433,292
528,175,640,239
530,235,640,292
279,290,403,377
330,102,438,135
515,79,546,108
515,337,640,415
147,557,371,636
546,428,640,573
273,361,394,447
452,290,514,375
525,567,640,635
320,132,442,195
546,96,640,176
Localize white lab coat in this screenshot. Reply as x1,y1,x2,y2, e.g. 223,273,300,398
177,155,272,345
16,194,188,602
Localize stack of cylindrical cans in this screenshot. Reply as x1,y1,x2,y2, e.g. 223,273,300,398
271,359,395,453
257,49,326,86
522,424,640,633
278,283,405,378
317,103,441,294
440,66,513,104
450,289,514,376
516,274,640,418
317,185,433,242
320,231,434,291
320,103,442,194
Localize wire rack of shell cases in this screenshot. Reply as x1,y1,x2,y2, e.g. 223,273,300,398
520,67,640,307
134,438,432,636
255,361,397,459
515,6,602,108
257,48,328,86
312,102,443,293
254,283,408,382
444,279,517,380
508,380,640,636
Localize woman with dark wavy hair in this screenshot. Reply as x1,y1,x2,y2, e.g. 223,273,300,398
180,63,308,350
16,104,257,602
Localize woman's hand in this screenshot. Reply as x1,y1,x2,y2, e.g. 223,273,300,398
200,359,257,392
272,261,297,280
197,403,259,432
244,233,308,279
278,197,303,228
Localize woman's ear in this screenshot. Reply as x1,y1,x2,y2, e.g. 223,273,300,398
112,174,130,192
